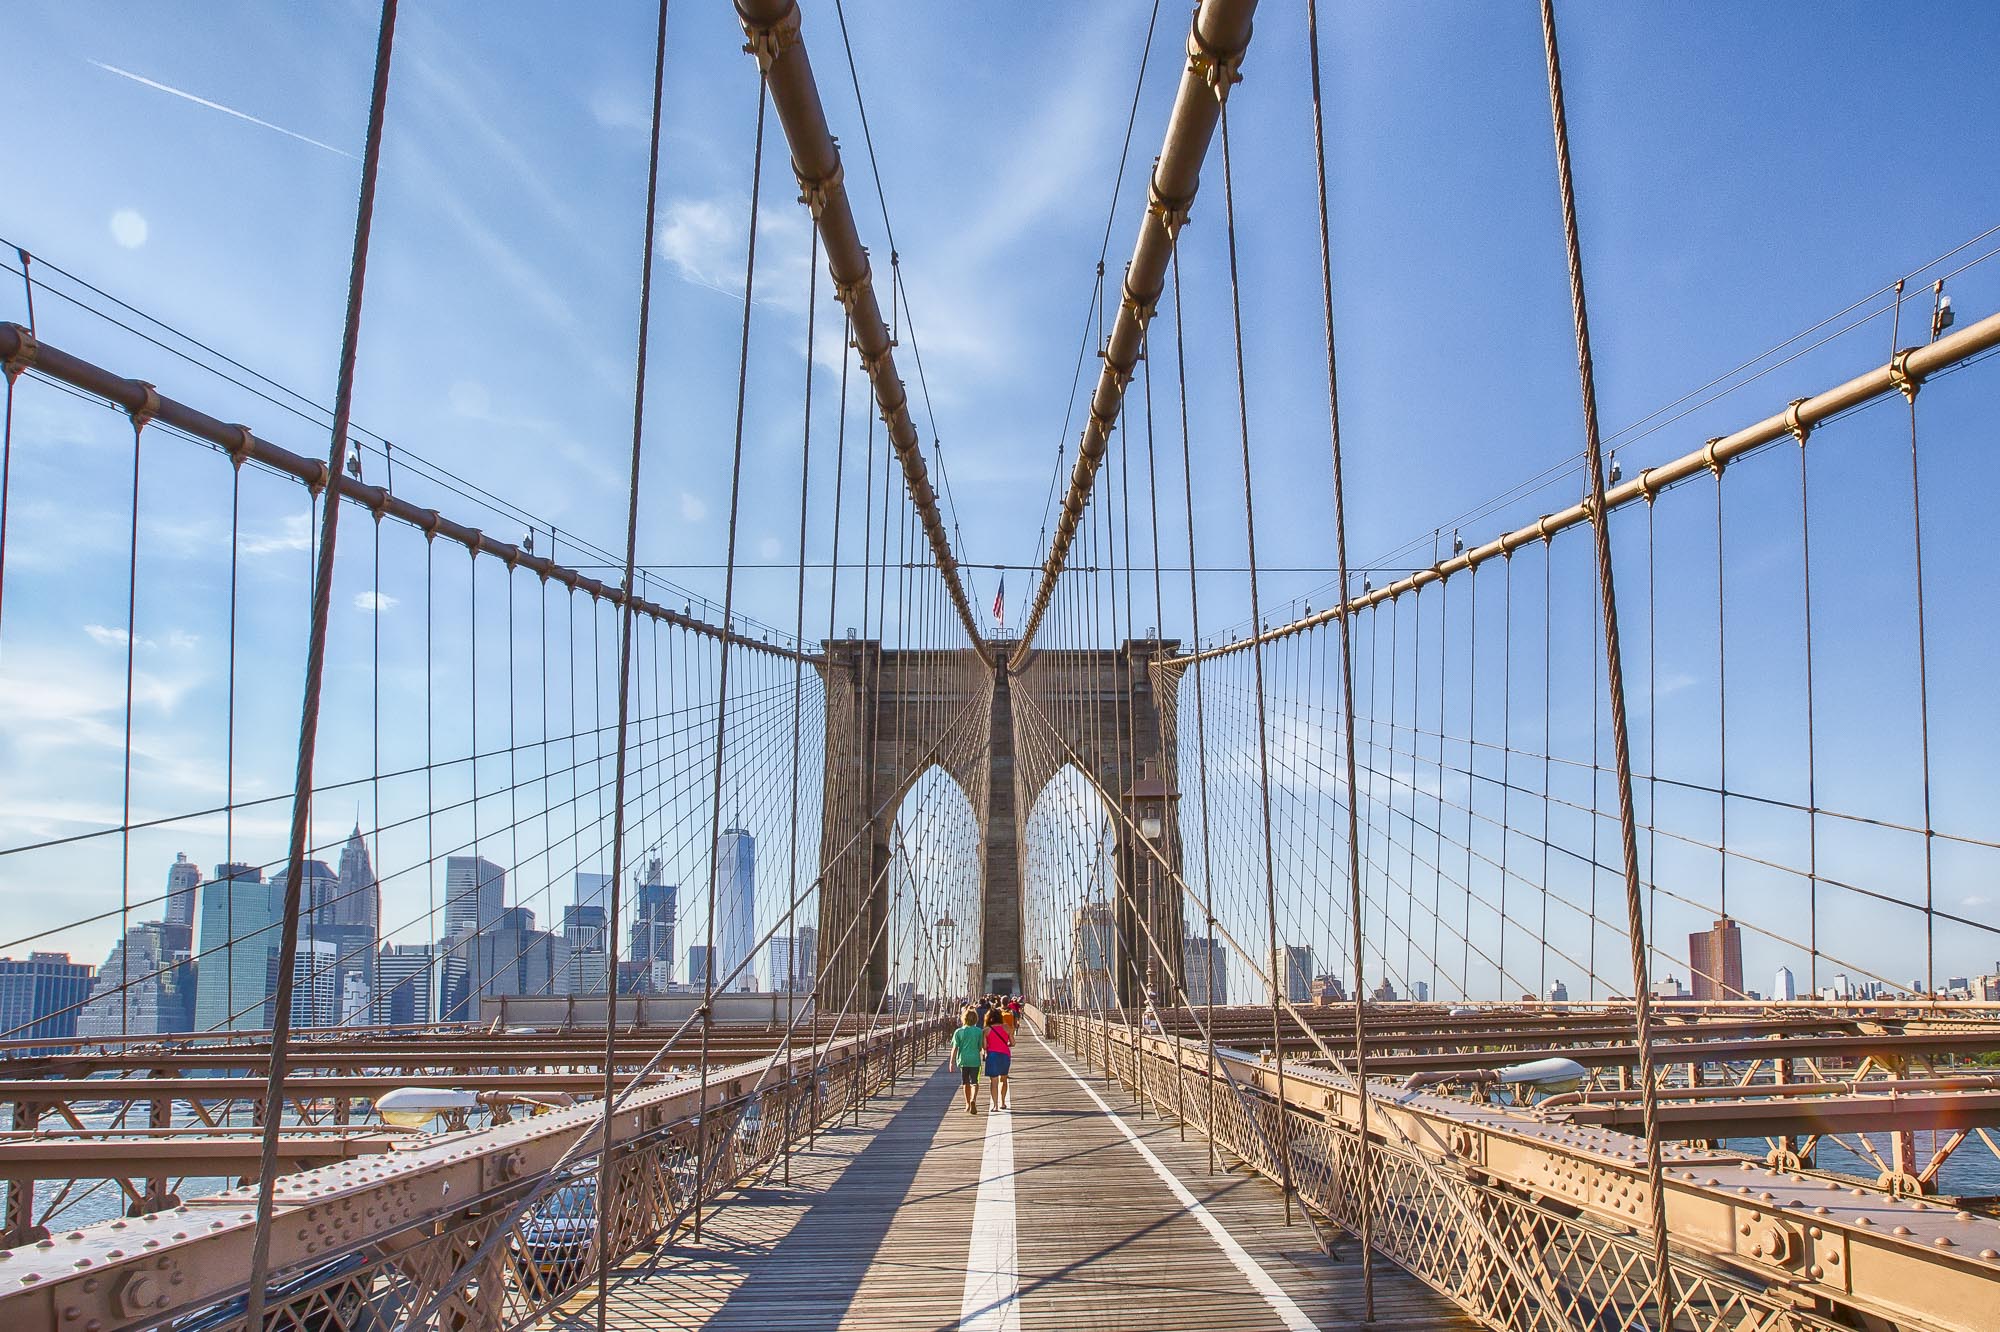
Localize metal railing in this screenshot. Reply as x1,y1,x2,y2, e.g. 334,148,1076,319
1051,1013,1996,1332
0,1018,943,1331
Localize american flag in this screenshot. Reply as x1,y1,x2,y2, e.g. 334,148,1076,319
991,573,1005,626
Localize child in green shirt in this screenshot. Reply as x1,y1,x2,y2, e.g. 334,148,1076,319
950,1007,984,1114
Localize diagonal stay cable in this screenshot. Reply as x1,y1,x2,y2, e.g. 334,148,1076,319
244,5,398,1327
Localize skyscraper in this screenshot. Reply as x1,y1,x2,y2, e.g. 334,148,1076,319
77,922,193,1038
275,941,340,1029
339,972,371,1026
1773,965,1798,1002
1688,916,1745,1001
468,911,569,1015
573,870,611,914
444,856,506,937
628,869,676,979
193,863,274,1034
563,904,607,953
163,853,201,929
768,934,796,991
715,829,755,992
332,824,380,931
275,856,369,1020
0,953,94,1054
794,926,818,991
270,859,340,927
687,944,713,990
1270,945,1313,1005
372,944,436,1025
561,950,608,997
1183,935,1229,1006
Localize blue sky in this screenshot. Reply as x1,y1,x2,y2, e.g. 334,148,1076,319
3,3,1999,991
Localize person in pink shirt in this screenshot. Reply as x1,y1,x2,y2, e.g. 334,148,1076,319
982,1007,1013,1110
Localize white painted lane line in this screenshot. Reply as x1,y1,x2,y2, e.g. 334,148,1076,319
1036,1033,1323,1332
960,1101,1020,1331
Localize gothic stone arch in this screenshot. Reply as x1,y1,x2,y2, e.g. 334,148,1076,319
817,642,989,1008
817,638,1181,1011
1009,639,1185,1009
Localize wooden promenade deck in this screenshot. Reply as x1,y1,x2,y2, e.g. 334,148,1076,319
555,1031,1474,1331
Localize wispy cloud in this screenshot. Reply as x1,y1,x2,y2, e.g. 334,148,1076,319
83,623,146,650
81,624,199,653
657,196,811,315
90,60,356,159
354,591,399,614
238,512,313,557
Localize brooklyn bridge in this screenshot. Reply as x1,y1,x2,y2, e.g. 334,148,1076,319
0,1,1997,1329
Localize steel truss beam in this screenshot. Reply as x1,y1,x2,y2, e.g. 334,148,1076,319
734,0,991,661
0,1019,939,1329
1011,0,1258,663
1072,1015,2000,1332
0,324,810,663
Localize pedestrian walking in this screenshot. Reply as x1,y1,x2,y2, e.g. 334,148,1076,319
983,1007,1013,1111
952,1007,985,1114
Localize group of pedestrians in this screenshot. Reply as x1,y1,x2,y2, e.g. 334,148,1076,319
951,995,1021,1114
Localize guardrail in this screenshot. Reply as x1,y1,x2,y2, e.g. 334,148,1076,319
1048,1013,1998,1332
0,1016,944,1331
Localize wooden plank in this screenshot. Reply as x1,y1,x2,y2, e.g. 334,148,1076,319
559,1038,1475,1331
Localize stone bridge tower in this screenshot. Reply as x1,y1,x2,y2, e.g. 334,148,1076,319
816,639,1181,1012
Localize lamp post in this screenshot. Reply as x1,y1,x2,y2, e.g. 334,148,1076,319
934,915,957,1006
1119,759,1180,1008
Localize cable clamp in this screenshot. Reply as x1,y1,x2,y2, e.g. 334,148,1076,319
741,4,802,70
1888,348,1921,401
227,424,257,470
2,325,37,382
129,382,160,437
1148,175,1195,240
796,161,843,218
1637,467,1660,504
1120,272,1159,326
1701,437,1725,476
1784,398,1812,445
1187,23,1248,101
421,509,442,542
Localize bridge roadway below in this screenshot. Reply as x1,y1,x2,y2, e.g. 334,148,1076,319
555,1031,1471,1331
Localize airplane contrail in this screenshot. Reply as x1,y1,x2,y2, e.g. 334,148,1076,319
90,61,358,160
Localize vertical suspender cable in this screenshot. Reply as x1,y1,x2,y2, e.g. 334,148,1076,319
1537,2,1672,1323
593,0,672,1321
245,4,398,1327
117,390,145,1040
695,71,767,1245
781,217,820,1185
811,308,853,1146
1302,0,1372,1305
1168,242,1224,1176
1215,99,1296,1224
